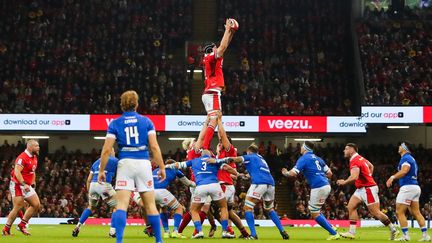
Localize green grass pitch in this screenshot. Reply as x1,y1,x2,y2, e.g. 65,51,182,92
1,225,424,242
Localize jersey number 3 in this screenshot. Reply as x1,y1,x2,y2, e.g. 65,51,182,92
124,126,139,145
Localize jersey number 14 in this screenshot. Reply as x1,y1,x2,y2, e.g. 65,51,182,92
124,126,139,145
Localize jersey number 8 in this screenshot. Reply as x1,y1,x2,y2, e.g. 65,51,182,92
315,160,321,170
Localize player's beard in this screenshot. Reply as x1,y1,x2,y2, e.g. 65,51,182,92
33,150,40,156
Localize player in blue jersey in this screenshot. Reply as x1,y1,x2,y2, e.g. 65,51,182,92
72,149,119,237
212,144,289,240
281,142,340,240
98,90,166,243
167,150,235,239
153,164,196,239
386,142,431,241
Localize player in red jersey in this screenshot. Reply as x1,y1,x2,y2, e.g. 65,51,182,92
201,18,236,150
2,140,41,236
213,114,251,239
336,143,398,240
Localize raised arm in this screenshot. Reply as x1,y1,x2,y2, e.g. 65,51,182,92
195,116,210,150
216,19,235,58
217,112,231,150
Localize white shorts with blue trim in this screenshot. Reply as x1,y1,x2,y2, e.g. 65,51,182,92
308,185,331,213
396,185,421,205
115,158,154,192
246,184,275,201
192,183,224,204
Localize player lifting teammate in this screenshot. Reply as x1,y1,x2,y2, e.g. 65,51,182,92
167,150,235,239
201,18,236,150
210,144,289,240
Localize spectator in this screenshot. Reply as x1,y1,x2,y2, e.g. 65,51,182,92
219,0,355,115
358,7,432,105
0,0,192,114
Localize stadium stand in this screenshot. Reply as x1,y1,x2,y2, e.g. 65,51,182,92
0,0,192,114
358,8,432,105
219,0,355,115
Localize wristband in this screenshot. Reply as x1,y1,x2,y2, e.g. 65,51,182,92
390,175,395,180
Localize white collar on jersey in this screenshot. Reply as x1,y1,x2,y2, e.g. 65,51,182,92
25,149,33,157
350,153,359,161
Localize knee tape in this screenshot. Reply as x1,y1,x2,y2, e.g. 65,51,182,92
107,198,118,208
308,204,321,213
245,200,256,209
168,200,180,211
264,201,274,210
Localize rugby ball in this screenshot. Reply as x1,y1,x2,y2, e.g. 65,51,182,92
229,18,239,31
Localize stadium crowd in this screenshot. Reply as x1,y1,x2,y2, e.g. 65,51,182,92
358,8,432,105
0,1,430,117
0,0,192,114
1,140,431,222
219,0,355,115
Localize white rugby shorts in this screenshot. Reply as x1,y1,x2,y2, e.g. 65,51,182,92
191,183,225,204
396,185,421,205
115,159,154,192
308,185,331,213
353,185,379,206
222,184,235,204
246,184,275,201
202,92,221,114
155,189,176,207
88,182,116,206
9,181,37,199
